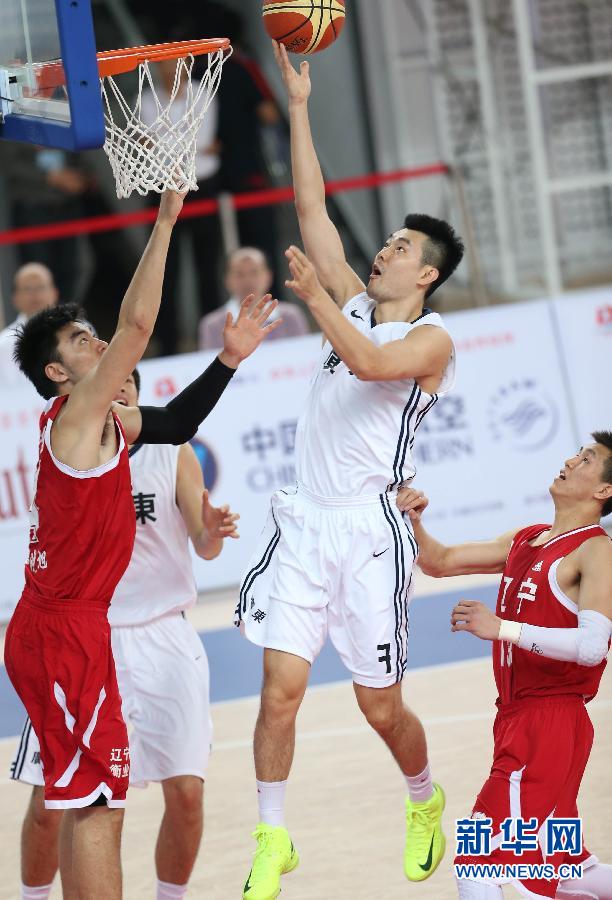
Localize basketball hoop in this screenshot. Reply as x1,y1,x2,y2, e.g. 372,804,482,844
98,40,231,198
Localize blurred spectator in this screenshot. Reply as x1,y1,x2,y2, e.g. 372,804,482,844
0,143,94,301
140,54,223,357
199,247,308,350
0,263,59,386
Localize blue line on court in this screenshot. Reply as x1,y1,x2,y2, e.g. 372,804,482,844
0,585,496,740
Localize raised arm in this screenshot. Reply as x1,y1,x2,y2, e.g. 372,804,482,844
285,246,452,382
65,191,184,422
396,487,517,576
274,41,364,307
115,294,281,445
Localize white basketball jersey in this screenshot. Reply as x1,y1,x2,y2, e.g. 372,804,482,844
295,292,455,497
108,443,197,626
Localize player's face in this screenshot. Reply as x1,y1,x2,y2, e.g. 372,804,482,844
225,253,273,301
368,229,437,303
114,374,139,408
552,443,612,506
53,322,108,385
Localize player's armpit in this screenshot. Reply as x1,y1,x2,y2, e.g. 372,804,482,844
111,403,142,445
576,535,612,619
354,326,452,383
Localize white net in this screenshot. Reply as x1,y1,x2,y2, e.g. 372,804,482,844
101,47,230,198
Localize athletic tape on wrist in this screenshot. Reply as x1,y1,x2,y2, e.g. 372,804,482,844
498,619,522,644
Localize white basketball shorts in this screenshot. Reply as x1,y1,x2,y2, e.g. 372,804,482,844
10,612,212,788
235,484,417,688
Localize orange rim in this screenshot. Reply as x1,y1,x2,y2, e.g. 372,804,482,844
97,39,231,77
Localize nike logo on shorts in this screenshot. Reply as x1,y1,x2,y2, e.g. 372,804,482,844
373,548,389,558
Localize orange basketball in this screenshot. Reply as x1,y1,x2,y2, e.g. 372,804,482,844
262,1,346,54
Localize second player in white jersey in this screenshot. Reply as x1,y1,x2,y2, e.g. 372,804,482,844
296,292,455,498
108,441,197,626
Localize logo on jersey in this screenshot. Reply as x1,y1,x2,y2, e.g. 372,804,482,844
190,438,219,492
532,561,543,572
487,380,558,451
323,350,342,373
29,503,39,544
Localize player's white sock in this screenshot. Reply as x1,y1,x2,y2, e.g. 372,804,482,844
256,779,287,827
156,880,188,900
405,763,433,803
455,878,503,898
556,862,612,899
20,885,54,900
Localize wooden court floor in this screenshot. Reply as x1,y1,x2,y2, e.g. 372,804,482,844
0,656,610,899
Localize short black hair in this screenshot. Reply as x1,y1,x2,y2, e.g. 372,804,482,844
592,430,612,517
13,302,87,400
132,368,141,395
403,214,465,298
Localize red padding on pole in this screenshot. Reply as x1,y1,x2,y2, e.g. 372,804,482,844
0,163,448,247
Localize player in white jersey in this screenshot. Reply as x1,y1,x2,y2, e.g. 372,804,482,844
235,43,466,900
10,370,239,900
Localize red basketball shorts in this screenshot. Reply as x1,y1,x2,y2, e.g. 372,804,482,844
455,695,597,898
5,590,129,809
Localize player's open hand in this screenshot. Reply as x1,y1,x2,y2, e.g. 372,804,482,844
201,489,240,542
285,245,327,306
220,294,282,368
272,40,311,104
157,189,187,226
396,487,429,523
451,600,502,642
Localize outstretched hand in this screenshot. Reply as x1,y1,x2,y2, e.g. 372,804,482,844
450,600,501,642
201,489,240,542
220,294,282,368
285,245,327,306
272,40,311,104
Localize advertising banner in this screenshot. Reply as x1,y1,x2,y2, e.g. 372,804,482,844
412,300,579,542
551,286,612,442
1,286,606,621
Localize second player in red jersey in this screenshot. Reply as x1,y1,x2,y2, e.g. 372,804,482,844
397,433,612,900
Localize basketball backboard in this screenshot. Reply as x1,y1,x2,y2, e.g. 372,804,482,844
0,0,104,150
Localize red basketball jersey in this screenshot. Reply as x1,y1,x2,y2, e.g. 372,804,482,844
493,523,609,705
23,395,135,605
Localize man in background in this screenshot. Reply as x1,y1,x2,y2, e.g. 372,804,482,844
0,263,58,385
199,247,308,350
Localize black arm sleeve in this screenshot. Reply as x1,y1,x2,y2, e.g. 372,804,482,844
137,356,235,445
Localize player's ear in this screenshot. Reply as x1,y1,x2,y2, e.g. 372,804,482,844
418,266,439,289
594,482,612,504
44,360,69,387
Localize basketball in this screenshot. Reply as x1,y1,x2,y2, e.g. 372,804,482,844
262,1,346,54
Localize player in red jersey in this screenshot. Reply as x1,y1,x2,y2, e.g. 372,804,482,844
4,189,280,900
397,432,612,899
